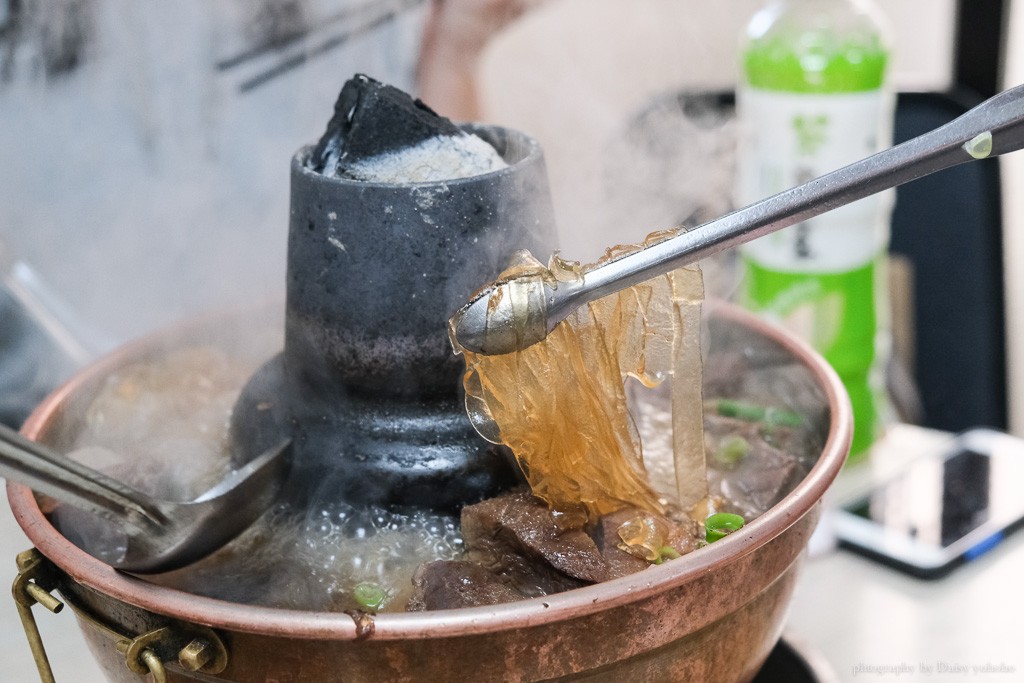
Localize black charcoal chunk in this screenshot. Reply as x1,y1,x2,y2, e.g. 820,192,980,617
310,73,463,175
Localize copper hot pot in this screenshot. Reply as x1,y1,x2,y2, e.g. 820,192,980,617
8,302,851,682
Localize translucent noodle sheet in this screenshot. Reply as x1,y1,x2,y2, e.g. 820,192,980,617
461,255,707,521
668,267,707,512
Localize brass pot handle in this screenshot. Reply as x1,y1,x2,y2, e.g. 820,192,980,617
12,549,228,682
12,549,62,683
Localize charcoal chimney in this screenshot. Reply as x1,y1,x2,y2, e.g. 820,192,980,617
229,76,557,511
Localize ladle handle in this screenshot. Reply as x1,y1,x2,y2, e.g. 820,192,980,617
0,239,99,366
0,423,167,530
560,83,1024,314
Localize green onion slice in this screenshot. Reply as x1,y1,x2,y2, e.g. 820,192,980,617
713,399,803,427
353,581,387,611
705,512,745,543
713,434,750,468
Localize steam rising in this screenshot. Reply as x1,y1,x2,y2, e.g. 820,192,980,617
57,338,465,611
0,2,430,346
5,5,762,617
46,300,827,612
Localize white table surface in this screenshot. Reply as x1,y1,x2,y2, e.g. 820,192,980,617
2,425,1020,682
786,425,1024,682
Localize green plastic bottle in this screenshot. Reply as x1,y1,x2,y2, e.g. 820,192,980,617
737,0,894,461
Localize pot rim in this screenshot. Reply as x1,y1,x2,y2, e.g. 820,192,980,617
8,300,852,641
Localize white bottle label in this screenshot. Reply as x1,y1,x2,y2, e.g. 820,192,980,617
737,87,894,273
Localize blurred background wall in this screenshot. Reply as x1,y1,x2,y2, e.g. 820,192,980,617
0,0,429,344
1002,0,1024,437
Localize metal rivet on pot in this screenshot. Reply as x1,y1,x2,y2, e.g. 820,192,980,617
178,638,214,672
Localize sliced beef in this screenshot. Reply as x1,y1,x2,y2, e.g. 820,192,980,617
461,489,608,592
407,489,705,611
702,351,750,397
595,508,702,579
407,560,525,611
704,414,800,519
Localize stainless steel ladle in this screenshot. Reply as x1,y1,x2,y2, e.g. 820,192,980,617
0,422,290,573
452,83,1024,356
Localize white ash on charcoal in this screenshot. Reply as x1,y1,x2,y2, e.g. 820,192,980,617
310,74,507,183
